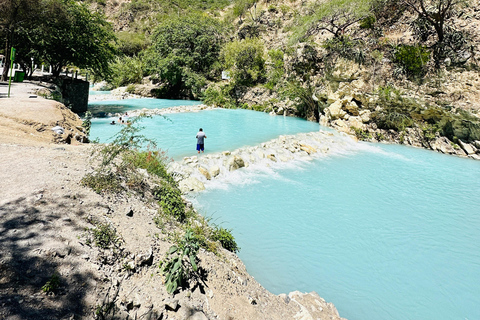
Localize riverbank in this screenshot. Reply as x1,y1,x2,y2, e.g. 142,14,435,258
0,85,345,319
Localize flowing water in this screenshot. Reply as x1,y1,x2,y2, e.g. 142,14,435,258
89,99,480,320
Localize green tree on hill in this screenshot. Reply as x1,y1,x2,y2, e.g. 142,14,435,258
144,13,224,98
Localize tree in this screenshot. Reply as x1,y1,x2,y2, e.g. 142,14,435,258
221,38,265,86
0,0,40,80
145,13,224,98
33,0,116,78
403,0,464,65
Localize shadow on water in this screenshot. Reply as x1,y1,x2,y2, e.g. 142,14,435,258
0,195,96,319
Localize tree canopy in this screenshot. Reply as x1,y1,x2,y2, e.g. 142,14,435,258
144,13,224,98
1,0,115,79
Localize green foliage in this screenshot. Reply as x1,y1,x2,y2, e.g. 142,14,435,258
82,116,175,194
82,111,92,136
19,0,116,79
202,83,238,108
232,0,256,20
289,0,373,43
81,172,123,194
394,45,430,78
265,49,285,90
42,274,60,293
281,81,320,121
154,184,186,222
222,38,266,86
127,150,173,183
212,227,239,253
323,36,365,64
351,127,373,140
161,229,200,294
359,15,376,29
371,85,480,142
109,56,144,88
144,13,224,98
116,31,148,56
86,221,119,250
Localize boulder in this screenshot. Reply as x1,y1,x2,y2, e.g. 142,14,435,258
225,155,245,171
325,100,346,120
209,165,220,178
359,110,371,123
179,177,205,192
347,117,363,130
299,144,317,155
198,166,211,180
344,100,360,116
458,140,475,155
267,154,277,162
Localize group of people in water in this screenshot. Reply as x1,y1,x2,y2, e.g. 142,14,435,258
110,112,130,125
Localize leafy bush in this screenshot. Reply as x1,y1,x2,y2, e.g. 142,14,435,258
82,111,92,136
323,36,365,64
144,13,224,98
42,274,60,293
212,227,239,253
202,82,238,108
154,184,186,222
116,31,148,56
81,172,123,194
125,150,173,183
394,45,430,78
265,49,285,90
86,222,119,249
161,229,200,294
221,38,266,86
109,56,144,88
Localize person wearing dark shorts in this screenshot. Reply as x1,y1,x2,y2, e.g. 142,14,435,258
196,128,207,153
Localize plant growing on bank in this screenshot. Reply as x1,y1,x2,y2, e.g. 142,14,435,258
82,116,172,194
82,111,93,136
42,273,60,293
212,226,239,253
160,229,200,294
394,45,430,78
153,184,186,222
85,220,120,250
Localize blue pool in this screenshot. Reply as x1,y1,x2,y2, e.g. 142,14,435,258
89,99,480,320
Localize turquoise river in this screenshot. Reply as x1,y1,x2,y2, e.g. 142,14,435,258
89,97,480,320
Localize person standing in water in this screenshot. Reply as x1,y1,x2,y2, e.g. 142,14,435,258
196,128,207,154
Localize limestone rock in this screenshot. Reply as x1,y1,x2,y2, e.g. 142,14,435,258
209,165,220,178
226,155,245,171
344,100,360,116
198,166,211,180
267,154,277,162
430,137,457,154
359,110,371,123
458,140,475,155
347,117,363,130
179,177,205,192
325,100,346,120
299,144,316,155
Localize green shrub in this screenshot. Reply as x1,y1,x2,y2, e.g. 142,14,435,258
221,38,266,86
394,45,430,77
265,49,285,90
125,150,173,183
109,56,144,88
81,172,122,194
116,31,148,56
82,111,92,136
160,229,199,294
86,222,119,249
359,15,376,29
351,127,372,140
323,36,365,64
202,82,238,108
212,227,239,253
154,184,186,222
42,274,60,293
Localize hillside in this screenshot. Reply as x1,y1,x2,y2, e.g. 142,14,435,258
94,0,480,159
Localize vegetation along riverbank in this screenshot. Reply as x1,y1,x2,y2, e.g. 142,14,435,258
1,0,480,318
